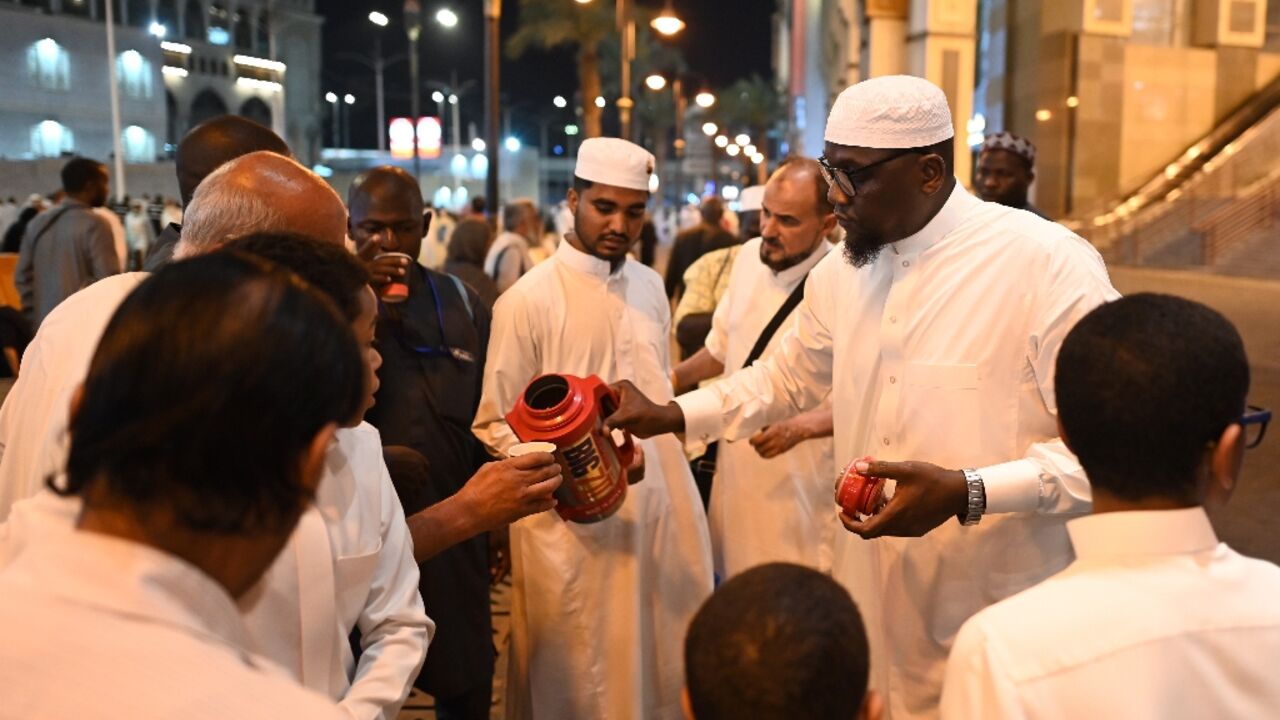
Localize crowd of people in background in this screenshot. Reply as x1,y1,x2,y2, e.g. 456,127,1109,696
0,73,1275,720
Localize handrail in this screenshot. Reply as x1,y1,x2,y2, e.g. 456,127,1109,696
1191,176,1280,265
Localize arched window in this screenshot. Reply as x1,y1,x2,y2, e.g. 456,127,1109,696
165,89,179,149
234,10,252,49
184,0,204,40
256,10,270,54
207,2,229,44
240,97,272,128
116,49,154,99
126,0,150,27
122,125,157,163
191,88,228,127
27,38,70,91
30,120,74,158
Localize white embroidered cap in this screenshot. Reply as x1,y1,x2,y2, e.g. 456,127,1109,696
738,185,765,212
825,75,955,149
574,137,656,192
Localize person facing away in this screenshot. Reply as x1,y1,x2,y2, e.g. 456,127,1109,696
684,562,883,720
15,156,120,326
0,152,432,720
445,218,500,310
485,199,539,294
605,75,1119,720
941,293,1280,720
0,252,363,719
473,137,714,720
143,114,291,271
124,199,155,269
665,195,739,301
671,157,838,579
974,132,1048,219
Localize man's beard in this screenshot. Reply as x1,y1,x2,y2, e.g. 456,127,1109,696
841,229,889,268
759,237,810,273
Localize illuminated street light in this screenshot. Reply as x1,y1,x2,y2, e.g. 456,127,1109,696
695,91,715,108
472,138,486,152
432,90,444,103
595,96,606,108
702,122,717,136
726,144,740,157
645,74,667,91
565,124,580,136
714,135,728,148
344,93,356,105
650,2,685,35
504,136,521,152
553,95,567,108
448,94,458,104
436,8,459,28
735,133,750,146
325,92,338,103
744,144,757,156
368,11,389,27
148,22,167,38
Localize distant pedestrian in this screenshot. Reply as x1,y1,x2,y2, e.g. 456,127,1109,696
15,157,120,326
125,200,155,269
976,131,1048,219
445,218,500,310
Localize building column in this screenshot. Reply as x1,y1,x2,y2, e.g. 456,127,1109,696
866,0,907,77
906,0,978,185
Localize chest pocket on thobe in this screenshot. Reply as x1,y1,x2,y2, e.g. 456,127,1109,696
902,363,979,463
334,540,383,626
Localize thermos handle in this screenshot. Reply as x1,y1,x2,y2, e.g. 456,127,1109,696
596,383,637,475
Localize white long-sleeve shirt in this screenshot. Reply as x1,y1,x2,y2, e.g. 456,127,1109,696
676,184,1120,719
941,507,1280,719
703,236,838,577
0,529,347,720
0,273,431,720
474,239,713,719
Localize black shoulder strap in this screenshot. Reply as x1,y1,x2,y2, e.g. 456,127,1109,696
23,206,72,257
741,272,808,370
489,245,513,281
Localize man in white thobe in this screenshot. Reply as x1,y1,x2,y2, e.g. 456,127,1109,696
607,75,1120,720
671,158,838,578
0,152,430,720
941,294,1280,719
473,137,713,719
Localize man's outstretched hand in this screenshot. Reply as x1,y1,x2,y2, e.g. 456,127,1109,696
604,380,686,439
837,459,968,539
457,452,563,531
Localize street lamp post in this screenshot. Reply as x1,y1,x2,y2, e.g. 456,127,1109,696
369,11,389,152
484,0,502,214
325,92,339,148
404,0,423,181
343,94,356,148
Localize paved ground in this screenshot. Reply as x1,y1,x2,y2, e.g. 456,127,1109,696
1110,267,1280,565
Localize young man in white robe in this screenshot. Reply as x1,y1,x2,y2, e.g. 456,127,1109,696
473,137,714,720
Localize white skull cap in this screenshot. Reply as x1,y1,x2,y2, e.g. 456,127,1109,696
575,137,655,192
825,75,955,149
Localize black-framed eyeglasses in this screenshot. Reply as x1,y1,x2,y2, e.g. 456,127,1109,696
1242,405,1271,449
818,149,922,197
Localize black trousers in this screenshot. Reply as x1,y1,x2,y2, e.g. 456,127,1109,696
434,677,494,720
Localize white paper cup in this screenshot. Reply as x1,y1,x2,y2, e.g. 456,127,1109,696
507,441,557,458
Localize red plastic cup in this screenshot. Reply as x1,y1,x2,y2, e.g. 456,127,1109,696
835,455,886,518
375,252,412,303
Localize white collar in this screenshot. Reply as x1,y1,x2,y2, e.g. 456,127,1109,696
1067,507,1219,561
891,181,981,256
11,528,254,655
773,239,832,284
556,234,625,279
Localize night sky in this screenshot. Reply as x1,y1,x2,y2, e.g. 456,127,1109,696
315,0,776,150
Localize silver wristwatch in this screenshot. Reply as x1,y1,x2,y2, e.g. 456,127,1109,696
959,468,985,526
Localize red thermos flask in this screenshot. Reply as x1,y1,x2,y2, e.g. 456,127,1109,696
506,374,637,523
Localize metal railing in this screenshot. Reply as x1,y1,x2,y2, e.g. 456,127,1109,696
1191,173,1280,265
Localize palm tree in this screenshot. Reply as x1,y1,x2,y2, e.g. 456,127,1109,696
507,0,615,138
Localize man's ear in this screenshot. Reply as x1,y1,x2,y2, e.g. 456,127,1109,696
1205,422,1243,509
298,423,337,500
567,188,580,216
859,689,884,720
920,154,948,195
421,209,433,239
